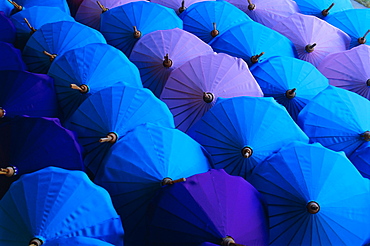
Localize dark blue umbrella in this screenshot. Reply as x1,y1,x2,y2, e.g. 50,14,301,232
0,70,58,119
65,83,175,178
0,116,84,199
48,43,142,121
95,122,212,246
179,0,252,43
349,142,370,179
298,86,370,157
22,20,106,74
250,56,329,122
292,0,353,18
187,96,309,179
7,0,70,15
248,141,370,245
0,166,124,245
100,1,183,56
44,237,115,246
0,11,16,43
0,41,26,71
209,21,297,67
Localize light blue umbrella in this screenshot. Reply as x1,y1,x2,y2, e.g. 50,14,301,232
7,0,70,15
292,0,353,18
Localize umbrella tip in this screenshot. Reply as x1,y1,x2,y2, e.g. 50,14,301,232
211,22,219,37
321,2,334,16
241,146,253,158
70,84,89,93
0,166,18,177
133,26,141,39
367,79,370,86
163,54,173,68
99,132,118,143
247,0,255,10
305,43,316,53
24,18,36,33
306,201,320,214
96,1,108,12
250,52,264,64
362,131,370,141
358,30,370,44
221,236,246,246
285,88,296,99
29,238,43,246
203,92,215,103
179,0,186,13
161,177,186,186
43,51,57,62
0,107,5,118
7,0,22,11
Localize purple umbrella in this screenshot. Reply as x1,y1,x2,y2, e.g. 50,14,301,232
151,0,215,15
147,168,269,245
0,11,16,43
0,41,26,71
129,27,214,97
160,52,263,133
317,44,370,100
272,13,350,67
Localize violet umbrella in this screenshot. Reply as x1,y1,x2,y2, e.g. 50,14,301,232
272,13,351,68
0,116,84,199
223,0,300,29
0,41,26,71
0,11,16,43
129,27,214,97
317,44,370,100
160,52,263,133
151,0,215,15
146,169,269,245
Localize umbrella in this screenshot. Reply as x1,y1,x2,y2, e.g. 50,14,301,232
66,0,84,17
0,41,27,71
0,166,124,245
48,43,142,121
75,0,146,30
179,1,252,43
349,142,370,179
22,20,106,74
0,70,58,119
272,13,350,68
187,96,309,179
7,0,71,15
325,9,370,48
160,52,263,133
10,6,74,49
249,56,329,122
222,0,300,29
100,1,183,56
44,237,114,246
317,44,370,100
129,27,214,97
292,0,353,18
0,1,13,16
0,11,16,43
209,21,297,67
146,168,269,245
95,122,212,246
151,0,216,15
0,116,84,199
64,83,175,178
297,86,370,157
248,141,370,245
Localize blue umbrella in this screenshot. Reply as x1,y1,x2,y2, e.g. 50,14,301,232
65,83,175,178
187,96,309,179
0,11,16,43
10,6,74,49
179,0,252,43
100,1,183,56
22,20,106,74
209,21,297,67
325,9,370,48
248,141,370,245
44,237,114,246
7,0,70,15
250,56,329,122
0,166,124,245
95,123,212,246
298,86,370,157
0,70,58,119
292,0,353,18
0,41,27,71
349,142,370,179
0,1,13,16
48,43,142,121
0,116,84,199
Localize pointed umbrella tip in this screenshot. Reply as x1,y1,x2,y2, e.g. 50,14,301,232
161,177,186,186
163,54,173,68
250,52,264,64
99,132,118,143
285,88,297,99
133,26,141,39
358,30,370,44
203,92,215,103
247,0,255,10
305,43,316,53
24,18,37,33
211,22,219,37
306,201,320,214
96,1,108,12
241,146,253,158
178,0,186,13
321,3,335,16
43,51,57,62
70,84,89,93
8,0,22,11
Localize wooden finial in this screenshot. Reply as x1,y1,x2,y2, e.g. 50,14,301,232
285,88,297,99
133,26,141,39
358,29,370,44
163,54,173,68
366,79,370,86
0,167,17,177
305,43,316,53
96,1,108,12
7,0,22,11
321,3,334,16
24,18,36,33
203,92,214,103
179,0,186,13
241,147,253,158
0,108,5,118
43,51,57,62
307,201,320,214
28,238,43,246
99,132,118,143
250,52,264,64
161,177,186,186
362,131,370,141
211,22,219,37
221,236,245,246
70,84,89,93
247,0,255,10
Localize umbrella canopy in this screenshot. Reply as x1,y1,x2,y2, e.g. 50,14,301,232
48,43,142,121
0,70,58,119
100,1,183,57
66,0,84,17
187,96,309,179
298,86,370,157
75,0,146,30
0,166,124,245
317,44,370,100
209,21,297,67
64,83,175,178
10,6,74,49
0,41,26,71
22,20,106,74
222,0,300,29
272,13,350,68
160,52,263,133
0,11,16,43
7,0,71,15
95,123,212,246
293,0,353,18
248,141,370,245
349,142,370,179
44,237,114,246
129,27,214,97
250,56,329,122
0,1,13,16
325,9,370,48
146,168,269,245
151,0,216,15
179,1,252,43
0,116,84,199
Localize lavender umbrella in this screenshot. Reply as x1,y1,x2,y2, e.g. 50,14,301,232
160,52,263,133
272,13,350,67
129,28,214,97
151,0,215,15
146,169,269,245
0,41,26,71
317,44,370,100
0,11,15,43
